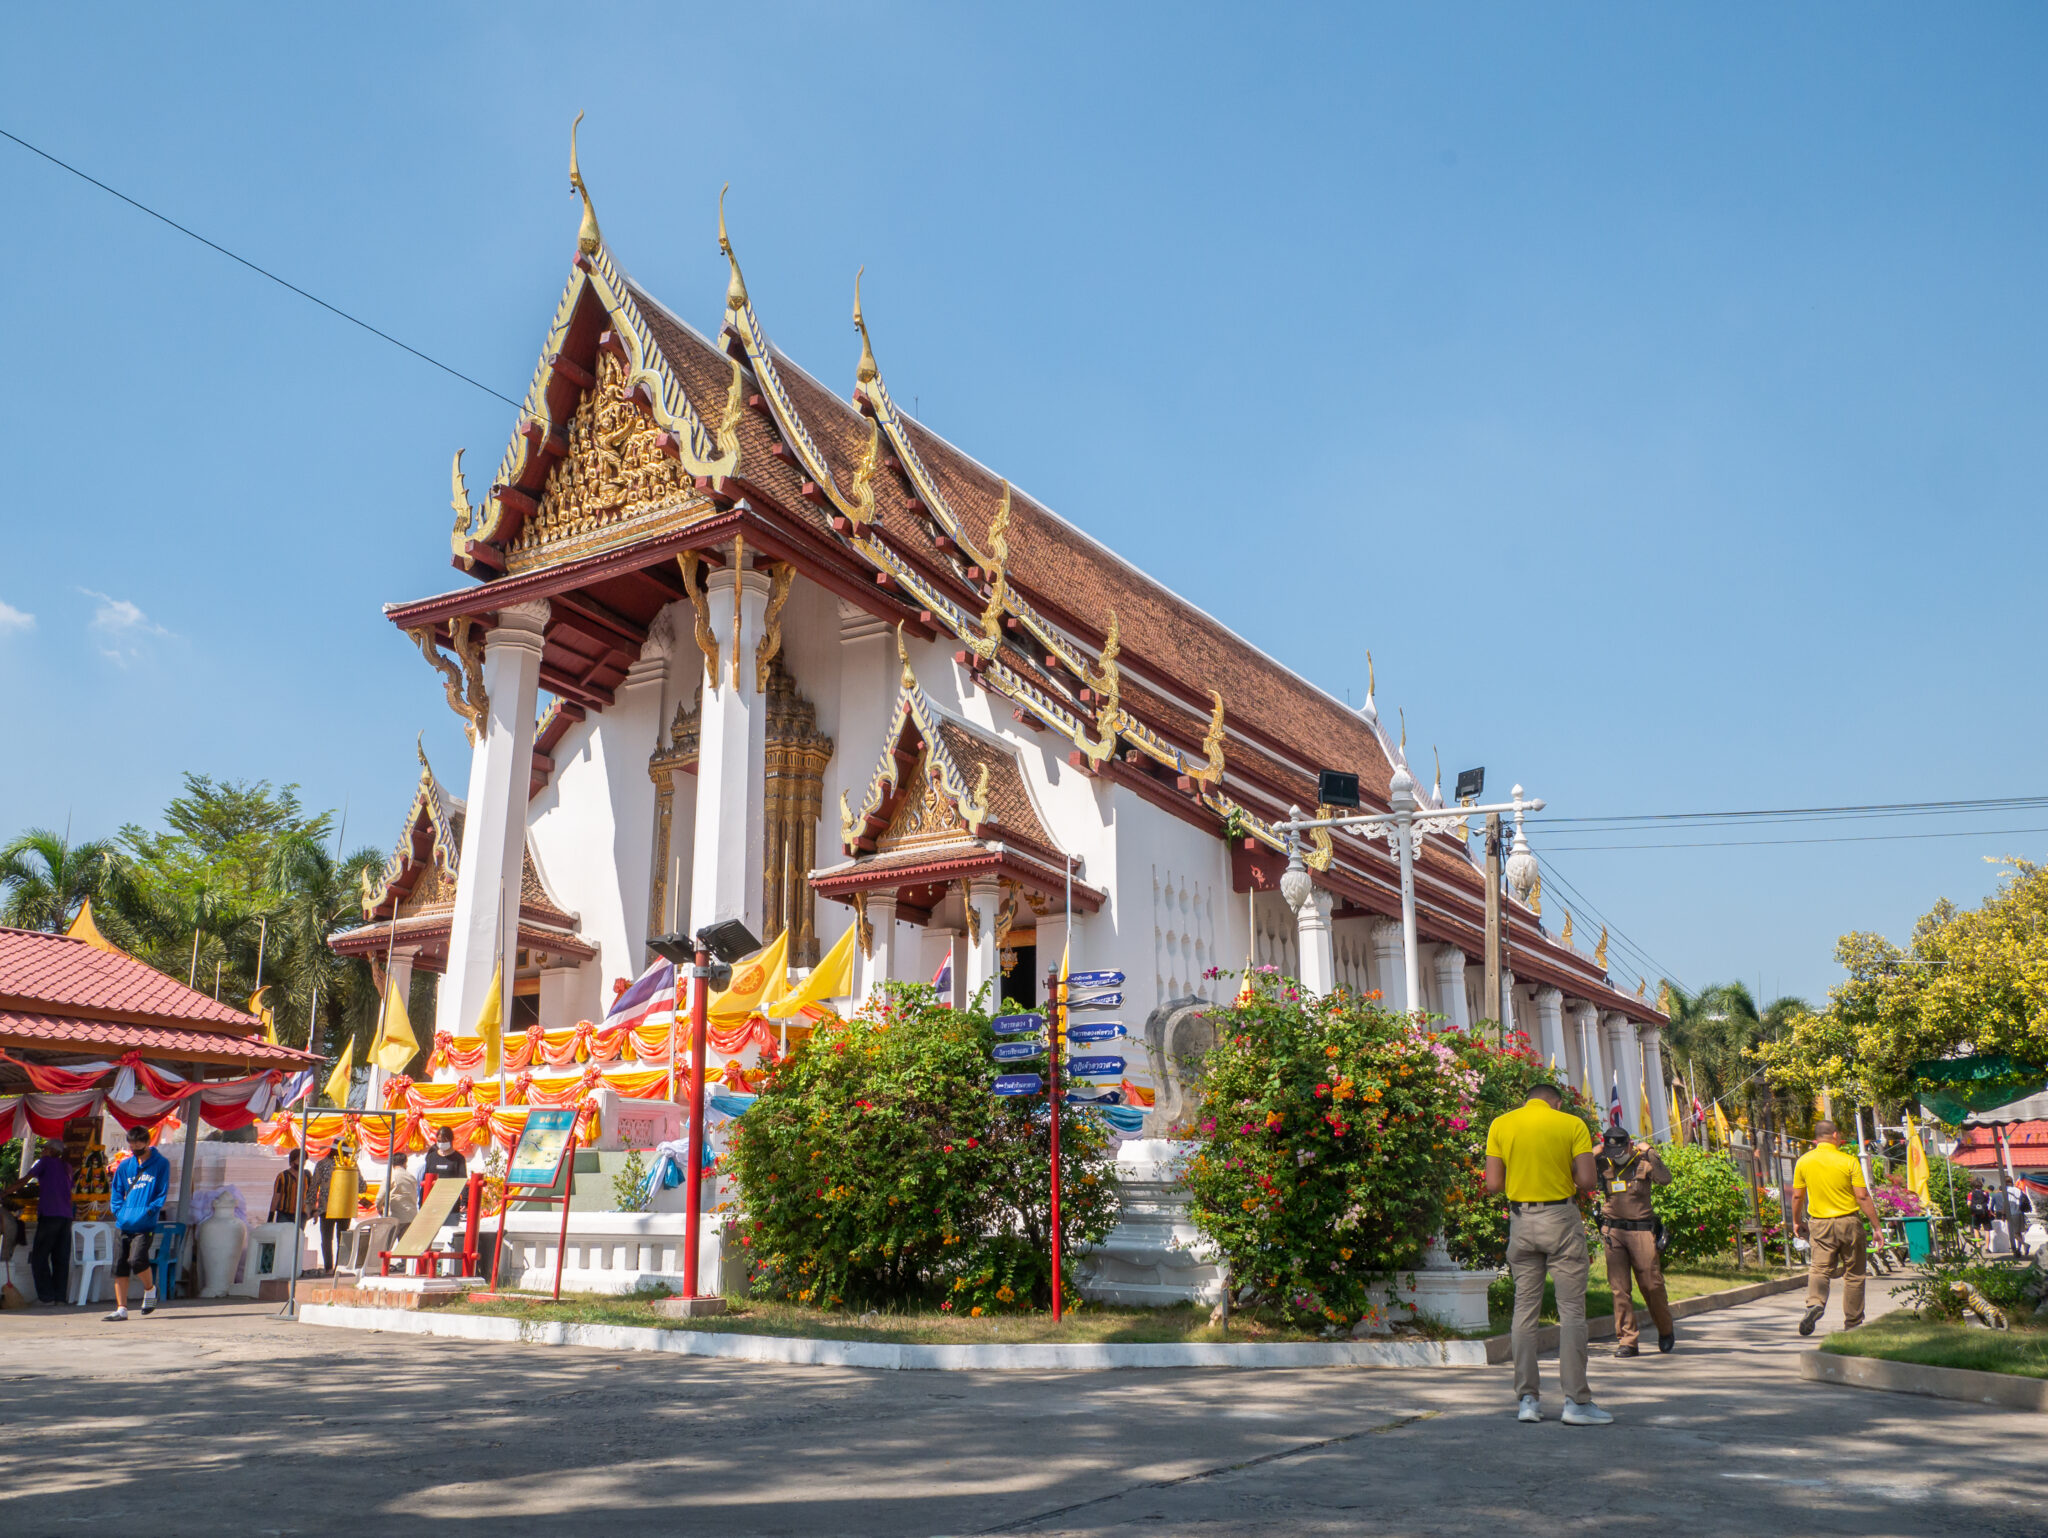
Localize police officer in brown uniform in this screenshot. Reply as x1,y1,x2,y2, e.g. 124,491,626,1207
1595,1125,1675,1356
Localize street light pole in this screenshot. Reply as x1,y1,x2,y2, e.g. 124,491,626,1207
1275,780,1545,1024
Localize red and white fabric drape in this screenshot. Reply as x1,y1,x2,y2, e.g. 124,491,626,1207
0,1050,283,1142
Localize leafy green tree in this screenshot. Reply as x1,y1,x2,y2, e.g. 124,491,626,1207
1758,859,2048,1106
261,830,385,1057
0,829,129,932
1650,1145,1750,1265
1664,981,1814,1137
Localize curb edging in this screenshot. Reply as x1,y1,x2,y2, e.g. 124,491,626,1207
1481,1274,1807,1364
1799,1348,2048,1413
296,1303,1491,1371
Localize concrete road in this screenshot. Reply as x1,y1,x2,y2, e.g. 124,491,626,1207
1,1280,2040,1537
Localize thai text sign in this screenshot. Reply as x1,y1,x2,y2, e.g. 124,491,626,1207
507,1108,578,1187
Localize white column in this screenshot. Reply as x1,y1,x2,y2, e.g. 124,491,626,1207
1281,841,1336,997
687,561,772,940
1601,1012,1637,1133
1641,1024,1673,1142
439,599,549,1038
1534,986,1569,1073
1571,1001,1605,1110
601,624,675,970
964,877,1002,1008
861,893,898,1002
1368,919,1405,1013
1432,947,1470,1031
538,962,584,1032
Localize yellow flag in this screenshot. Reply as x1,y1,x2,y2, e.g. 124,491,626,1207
473,964,504,1077
1712,1102,1731,1148
708,928,790,1023
1639,1081,1654,1136
767,922,856,1021
248,985,276,1044
1670,1084,1685,1143
66,897,122,955
323,1036,356,1107
1905,1112,1932,1203
370,977,418,1073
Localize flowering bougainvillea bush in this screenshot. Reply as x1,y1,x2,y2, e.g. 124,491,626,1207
1182,975,1499,1329
1648,1144,1750,1264
726,984,1116,1314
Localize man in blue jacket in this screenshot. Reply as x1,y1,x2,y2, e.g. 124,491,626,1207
106,1125,171,1321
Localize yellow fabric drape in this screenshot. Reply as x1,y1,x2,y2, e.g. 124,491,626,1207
474,964,504,1077
322,1037,355,1108
1905,1112,1932,1203
370,977,418,1074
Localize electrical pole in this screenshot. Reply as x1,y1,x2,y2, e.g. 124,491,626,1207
1483,812,1503,1044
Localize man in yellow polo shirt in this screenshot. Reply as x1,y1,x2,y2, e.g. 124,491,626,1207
1485,1082,1607,1425
1791,1120,1880,1335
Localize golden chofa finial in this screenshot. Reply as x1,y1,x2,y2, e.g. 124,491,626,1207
569,112,601,256
1560,907,1575,947
895,620,916,689
1594,925,1609,970
853,267,879,386
718,183,747,312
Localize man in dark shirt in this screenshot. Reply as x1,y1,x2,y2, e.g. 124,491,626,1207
4,1138,74,1304
419,1126,468,1226
1595,1125,1675,1357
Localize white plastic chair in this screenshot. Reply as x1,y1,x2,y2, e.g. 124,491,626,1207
71,1222,115,1305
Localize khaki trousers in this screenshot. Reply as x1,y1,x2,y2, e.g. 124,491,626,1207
1507,1203,1591,1405
1806,1214,1866,1328
1602,1227,1673,1348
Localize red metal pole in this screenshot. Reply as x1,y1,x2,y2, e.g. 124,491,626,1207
682,943,711,1300
463,1171,482,1277
553,1131,578,1302
1048,966,1064,1323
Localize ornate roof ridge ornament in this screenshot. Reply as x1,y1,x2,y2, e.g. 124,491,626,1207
1560,907,1575,948
569,112,602,256
852,266,878,386
966,482,1012,660
1595,926,1609,971
450,449,480,547
718,183,747,313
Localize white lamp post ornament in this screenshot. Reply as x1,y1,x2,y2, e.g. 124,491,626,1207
1277,778,1545,1020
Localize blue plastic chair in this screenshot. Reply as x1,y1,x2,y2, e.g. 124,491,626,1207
151,1222,187,1301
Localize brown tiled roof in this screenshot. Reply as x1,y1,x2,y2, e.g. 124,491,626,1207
933,721,1056,854
0,1009,317,1068
0,928,264,1032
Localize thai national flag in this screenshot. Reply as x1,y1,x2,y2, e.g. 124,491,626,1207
1609,1074,1625,1129
604,957,677,1034
931,953,953,1005
280,1070,316,1108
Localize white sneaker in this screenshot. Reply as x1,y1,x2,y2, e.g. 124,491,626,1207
1517,1395,1542,1423
1562,1400,1614,1426
140,1290,158,1315
103,1307,128,1322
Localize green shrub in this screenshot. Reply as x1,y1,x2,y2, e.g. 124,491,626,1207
1182,976,1493,1329
611,1148,650,1213
1651,1145,1750,1264
726,984,1117,1313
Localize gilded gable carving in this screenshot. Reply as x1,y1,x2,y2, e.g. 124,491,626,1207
876,754,967,853
511,353,709,570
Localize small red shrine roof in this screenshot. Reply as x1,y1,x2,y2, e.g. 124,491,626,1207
1954,1120,2048,1169
0,927,262,1032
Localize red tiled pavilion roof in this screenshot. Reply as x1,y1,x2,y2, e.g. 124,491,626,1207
0,926,274,1037
0,1010,316,1069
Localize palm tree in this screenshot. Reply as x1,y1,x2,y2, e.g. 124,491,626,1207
1664,981,1814,1138
0,829,129,931
262,830,385,1058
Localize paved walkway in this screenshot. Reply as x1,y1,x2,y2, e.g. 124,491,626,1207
0,1279,2040,1536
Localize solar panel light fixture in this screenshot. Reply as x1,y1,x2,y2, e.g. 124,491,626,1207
1316,769,1361,809
1455,767,1485,804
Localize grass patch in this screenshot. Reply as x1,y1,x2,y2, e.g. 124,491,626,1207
1820,1313,2048,1380
444,1292,1345,1345
1486,1260,1794,1336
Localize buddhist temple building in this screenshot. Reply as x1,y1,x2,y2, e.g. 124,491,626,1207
351,138,1671,1137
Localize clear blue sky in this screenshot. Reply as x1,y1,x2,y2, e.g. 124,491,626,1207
3,5,2042,1005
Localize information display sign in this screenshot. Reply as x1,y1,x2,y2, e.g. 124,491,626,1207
993,1073,1046,1096
507,1108,578,1188
1064,1022,1127,1044
1066,1054,1127,1077
992,1040,1046,1062
992,1013,1046,1035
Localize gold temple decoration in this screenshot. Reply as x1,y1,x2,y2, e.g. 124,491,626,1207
851,890,874,959
718,183,747,314
993,885,1019,957
409,626,480,745
847,418,882,526
896,621,916,689
515,351,701,566
729,534,747,690
1399,708,1407,754
762,656,834,964
1657,981,1672,1015
852,266,878,387
1195,691,1227,787
966,482,1012,659
449,449,480,547
755,561,795,691
676,552,720,682
1305,806,1335,872
1078,609,1123,766
1594,926,1609,970
963,761,991,829
1637,976,1648,998
1528,869,1542,917
569,112,602,256
1560,908,1574,947
716,356,746,464
959,879,982,946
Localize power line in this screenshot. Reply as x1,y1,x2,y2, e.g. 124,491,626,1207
1531,793,2048,830
1539,824,2048,853
1535,853,1694,999
0,125,521,409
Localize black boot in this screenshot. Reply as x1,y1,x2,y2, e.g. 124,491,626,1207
1613,1343,1639,1357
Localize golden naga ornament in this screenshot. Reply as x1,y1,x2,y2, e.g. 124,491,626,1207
718,183,747,314
755,561,795,692
676,551,720,682
1078,610,1123,766
966,481,1012,660
569,112,602,256
1528,869,1542,916
1594,926,1609,970
1305,807,1335,873
1195,691,1227,787
1560,908,1574,947
1657,980,1673,1015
